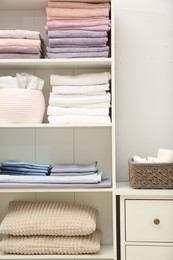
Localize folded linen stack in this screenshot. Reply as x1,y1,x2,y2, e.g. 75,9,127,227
50,161,102,183
0,161,52,176
45,0,111,58
0,30,43,59
47,71,111,124
0,200,101,255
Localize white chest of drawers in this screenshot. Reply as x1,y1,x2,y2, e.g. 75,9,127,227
117,182,173,260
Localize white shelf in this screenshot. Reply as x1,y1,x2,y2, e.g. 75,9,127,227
0,245,113,259
0,123,112,128
0,58,112,69
0,188,113,193
116,182,173,197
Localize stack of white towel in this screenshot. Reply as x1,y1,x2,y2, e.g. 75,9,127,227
0,30,43,59
47,71,111,124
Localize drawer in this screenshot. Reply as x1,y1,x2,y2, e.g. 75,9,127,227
125,200,173,242
126,246,173,260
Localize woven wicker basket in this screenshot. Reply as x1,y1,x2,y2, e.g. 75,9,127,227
128,159,173,189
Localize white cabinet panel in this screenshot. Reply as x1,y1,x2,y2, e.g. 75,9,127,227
126,200,173,242
126,246,173,260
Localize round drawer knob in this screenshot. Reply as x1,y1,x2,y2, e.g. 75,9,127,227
153,218,160,225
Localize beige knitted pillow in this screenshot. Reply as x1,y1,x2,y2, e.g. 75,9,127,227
0,200,97,236
0,230,101,255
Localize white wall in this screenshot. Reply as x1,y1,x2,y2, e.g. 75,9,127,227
115,0,173,181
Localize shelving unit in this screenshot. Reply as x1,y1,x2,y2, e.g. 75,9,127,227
0,0,116,259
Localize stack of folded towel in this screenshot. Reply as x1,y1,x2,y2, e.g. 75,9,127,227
0,161,51,176
0,30,43,59
45,0,111,58
47,71,111,124
0,200,101,255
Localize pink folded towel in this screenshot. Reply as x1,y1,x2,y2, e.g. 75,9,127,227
0,39,41,50
0,53,41,59
46,25,110,31
0,46,40,54
46,7,110,18
48,2,110,9
46,18,111,27
48,0,110,2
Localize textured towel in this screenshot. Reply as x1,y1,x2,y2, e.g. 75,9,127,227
47,51,109,58
48,30,107,38
16,73,44,90
0,200,97,236
46,18,111,28
49,0,109,2
50,72,111,86
52,83,109,94
0,39,41,49
48,37,108,47
0,53,40,59
0,30,40,40
47,25,110,31
47,46,109,53
46,7,110,18
0,46,40,54
48,1,110,9
47,106,109,116
48,115,110,124
0,230,101,255
49,93,111,106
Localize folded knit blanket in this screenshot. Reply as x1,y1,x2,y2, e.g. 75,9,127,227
0,230,101,255
0,200,97,236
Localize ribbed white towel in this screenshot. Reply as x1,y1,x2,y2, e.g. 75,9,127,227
47,106,109,116
48,115,110,124
50,72,111,86
49,93,110,106
52,83,109,95
0,76,18,88
0,172,102,183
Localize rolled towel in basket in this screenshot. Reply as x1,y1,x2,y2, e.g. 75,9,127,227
157,149,173,163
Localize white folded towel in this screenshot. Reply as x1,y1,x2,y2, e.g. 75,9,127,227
48,115,110,124
0,30,40,40
49,93,110,106
0,76,18,88
47,106,109,116
50,72,111,86
52,83,109,95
